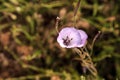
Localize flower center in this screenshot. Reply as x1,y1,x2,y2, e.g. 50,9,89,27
62,36,73,46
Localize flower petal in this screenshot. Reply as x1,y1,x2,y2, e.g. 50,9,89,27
78,30,88,40
77,30,88,47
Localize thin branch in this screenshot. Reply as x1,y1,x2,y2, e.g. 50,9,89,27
90,31,101,55
73,0,81,27
74,0,81,17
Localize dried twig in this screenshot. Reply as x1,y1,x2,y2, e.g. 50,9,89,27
73,48,98,77
55,17,60,33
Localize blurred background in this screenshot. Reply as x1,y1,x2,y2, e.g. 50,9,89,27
0,0,120,80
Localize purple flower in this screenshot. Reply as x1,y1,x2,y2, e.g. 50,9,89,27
57,27,88,48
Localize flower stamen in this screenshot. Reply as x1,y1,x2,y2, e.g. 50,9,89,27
62,36,73,46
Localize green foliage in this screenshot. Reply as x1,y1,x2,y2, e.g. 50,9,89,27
0,0,120,80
